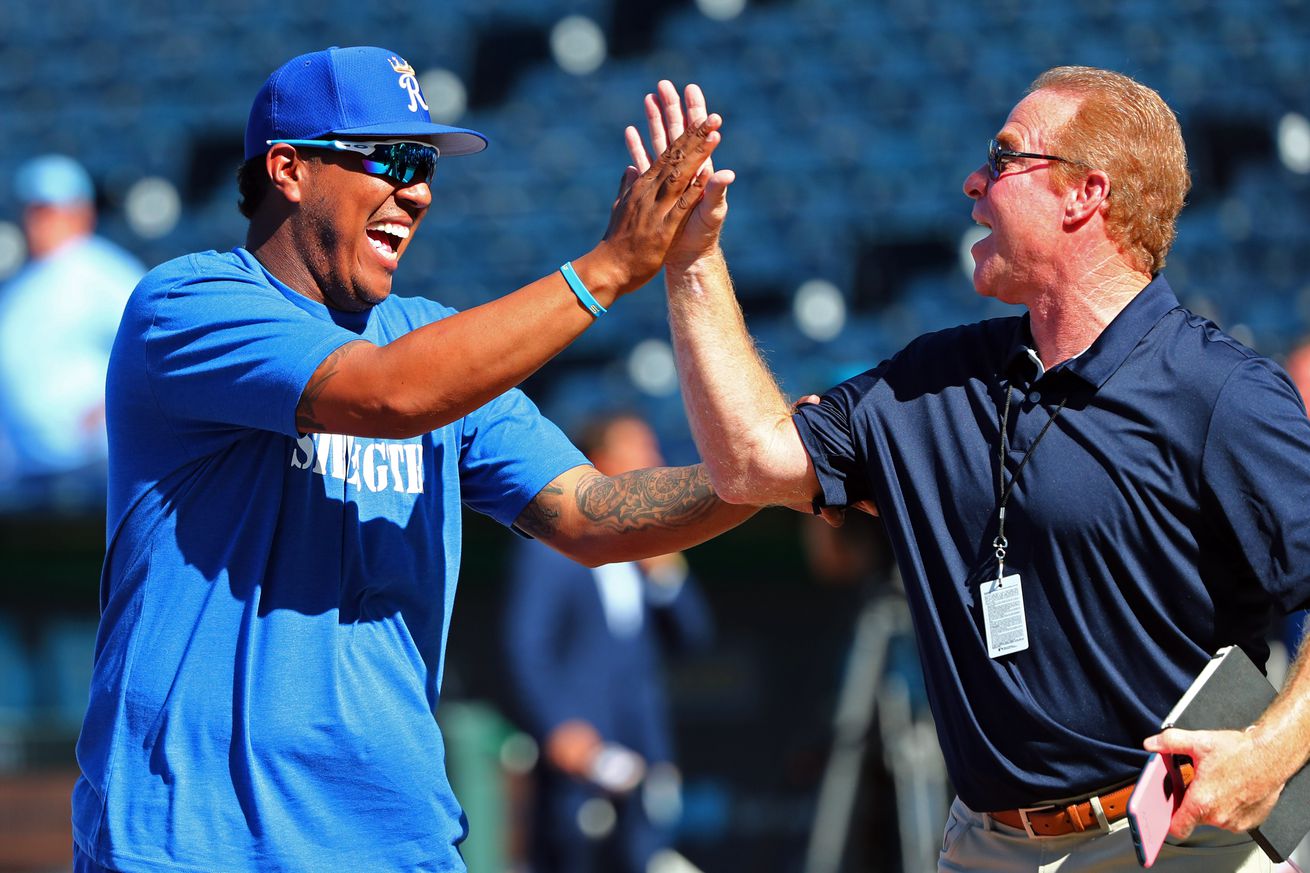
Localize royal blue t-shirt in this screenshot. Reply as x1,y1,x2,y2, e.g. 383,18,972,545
73,248,587,872
793,277,1310,810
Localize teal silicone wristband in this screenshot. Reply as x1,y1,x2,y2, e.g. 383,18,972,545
560,261,606,317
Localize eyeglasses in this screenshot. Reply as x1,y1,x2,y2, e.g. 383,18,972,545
267,139,439,186
987,138,1081,181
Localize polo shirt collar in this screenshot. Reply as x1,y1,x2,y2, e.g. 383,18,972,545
1003,275,1181,389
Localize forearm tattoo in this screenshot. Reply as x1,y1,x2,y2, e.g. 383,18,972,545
576,466,717,530
517,465,718,541
515,482,564,539
296,341,363,433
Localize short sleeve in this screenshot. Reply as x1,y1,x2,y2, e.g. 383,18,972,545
1202,357,1310,613
143,265,359,438
791,366,884,509
458,387,588,528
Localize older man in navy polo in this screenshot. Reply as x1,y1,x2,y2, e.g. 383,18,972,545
636,68,1310,871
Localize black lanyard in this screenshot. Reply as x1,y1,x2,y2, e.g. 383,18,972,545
993,377,1068,580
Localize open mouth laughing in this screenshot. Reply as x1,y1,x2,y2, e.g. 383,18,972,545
365,221,410,262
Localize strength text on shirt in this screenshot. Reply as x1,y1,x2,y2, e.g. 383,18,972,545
289,433,425,493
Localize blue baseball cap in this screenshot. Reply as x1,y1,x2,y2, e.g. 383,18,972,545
14,154,95,206
243,46,488,161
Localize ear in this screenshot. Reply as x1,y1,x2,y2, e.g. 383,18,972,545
1064,168,1110,228
266,143,309,204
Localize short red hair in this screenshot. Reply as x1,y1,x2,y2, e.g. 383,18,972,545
1029,67,1191,275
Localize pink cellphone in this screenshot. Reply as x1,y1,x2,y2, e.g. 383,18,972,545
1128,753,1186,867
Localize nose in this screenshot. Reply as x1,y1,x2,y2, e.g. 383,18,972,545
396,180,432,210
963,164,989,201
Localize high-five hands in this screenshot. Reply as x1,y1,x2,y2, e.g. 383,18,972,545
594,98,726,297
625,80,736,270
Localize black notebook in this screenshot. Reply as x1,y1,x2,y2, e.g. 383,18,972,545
1160,645,1310,863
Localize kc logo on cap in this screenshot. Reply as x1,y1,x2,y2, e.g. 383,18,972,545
388,56,429,114
244,46,488,161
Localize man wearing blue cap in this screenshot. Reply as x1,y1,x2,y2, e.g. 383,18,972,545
71,47,746,873
0,154,143,495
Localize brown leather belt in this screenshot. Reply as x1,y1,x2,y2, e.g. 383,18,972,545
989,762,1195,838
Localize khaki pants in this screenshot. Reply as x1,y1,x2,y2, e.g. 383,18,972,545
938,796,1272,872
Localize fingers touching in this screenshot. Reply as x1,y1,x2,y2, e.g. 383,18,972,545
650,115,721,200
628,81,718,170
618,113,720,216
606,80,732,280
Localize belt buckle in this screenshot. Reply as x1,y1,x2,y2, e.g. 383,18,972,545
1016,804,1056,839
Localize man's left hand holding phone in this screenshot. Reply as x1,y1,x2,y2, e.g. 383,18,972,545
1128,752,1188,867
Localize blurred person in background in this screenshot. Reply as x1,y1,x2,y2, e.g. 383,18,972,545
633,69,1310,871
503,411,714,873
0,154,143,498
70,46,754,873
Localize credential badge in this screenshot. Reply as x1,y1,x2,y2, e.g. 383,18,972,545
388,56,429,113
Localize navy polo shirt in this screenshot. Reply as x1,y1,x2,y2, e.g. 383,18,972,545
793,276,1310,810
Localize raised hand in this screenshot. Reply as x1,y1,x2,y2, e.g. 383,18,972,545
625,80,736,269
593,111,726,297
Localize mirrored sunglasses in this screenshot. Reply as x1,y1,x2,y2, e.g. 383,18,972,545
267,138,439,185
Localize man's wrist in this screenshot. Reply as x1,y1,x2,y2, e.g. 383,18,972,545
665,245,725,277
560,262,606,317
1244,720,1303,785
570,247,627,308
